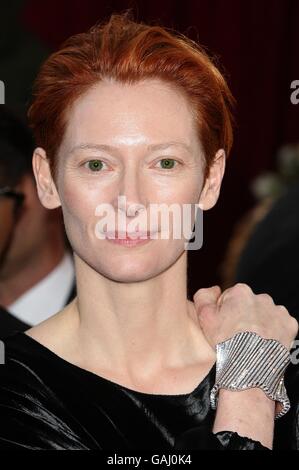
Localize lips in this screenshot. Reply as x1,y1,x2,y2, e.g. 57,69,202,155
104,231,154,247
105,231,151,240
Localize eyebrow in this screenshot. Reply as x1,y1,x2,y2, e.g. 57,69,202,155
69,141,193,155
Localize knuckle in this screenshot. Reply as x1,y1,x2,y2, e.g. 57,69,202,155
275,306,298,336
257,293,273,302
193,289,206,302
290,317,299,335
194,287,210,297
232,283,252,295
276,304,289,314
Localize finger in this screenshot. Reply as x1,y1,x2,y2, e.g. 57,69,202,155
217,283,253,307
193,285,222,310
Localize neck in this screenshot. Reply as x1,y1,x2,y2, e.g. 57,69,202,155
72,251,212,377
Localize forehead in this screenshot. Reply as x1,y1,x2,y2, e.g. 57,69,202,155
61,79,198,151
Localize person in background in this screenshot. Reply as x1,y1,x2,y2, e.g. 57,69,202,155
234,181,299,323
0,182,28,335
0,106,76,338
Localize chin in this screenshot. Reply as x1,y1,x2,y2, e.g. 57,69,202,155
98,257,162,283
99,246,185,283
74,237,185,283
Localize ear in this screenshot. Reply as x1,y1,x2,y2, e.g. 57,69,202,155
198,149,226,210
32,148,61,209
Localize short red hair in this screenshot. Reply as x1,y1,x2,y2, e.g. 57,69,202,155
28,12,235,181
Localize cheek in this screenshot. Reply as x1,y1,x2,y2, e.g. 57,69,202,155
152,174,203,205
58,180,99,245
151,178,203,231
157,175,203,241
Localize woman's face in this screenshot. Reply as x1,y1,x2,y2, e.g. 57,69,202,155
34,79,224,282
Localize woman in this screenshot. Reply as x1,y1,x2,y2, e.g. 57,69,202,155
0,13,298,450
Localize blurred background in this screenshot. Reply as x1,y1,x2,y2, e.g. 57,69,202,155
1,0,299,322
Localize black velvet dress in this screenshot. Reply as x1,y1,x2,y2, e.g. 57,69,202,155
0,332,298,450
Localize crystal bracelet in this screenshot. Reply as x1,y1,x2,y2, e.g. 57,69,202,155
210,331,291,419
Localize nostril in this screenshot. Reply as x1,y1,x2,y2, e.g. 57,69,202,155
127,203,144,217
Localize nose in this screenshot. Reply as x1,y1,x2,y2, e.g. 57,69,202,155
113,166,146,218
118,196,144,217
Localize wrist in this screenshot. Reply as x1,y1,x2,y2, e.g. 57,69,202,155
213,388,275,449
218,388,276,413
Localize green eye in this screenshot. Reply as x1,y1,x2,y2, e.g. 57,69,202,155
87,160,103,172
159,159,176,169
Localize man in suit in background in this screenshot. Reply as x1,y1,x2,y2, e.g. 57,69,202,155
0,106,76,338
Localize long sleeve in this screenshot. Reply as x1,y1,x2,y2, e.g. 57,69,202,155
174,426,269,450
175,360,299,450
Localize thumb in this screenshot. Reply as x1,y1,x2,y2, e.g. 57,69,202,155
193,285,222,311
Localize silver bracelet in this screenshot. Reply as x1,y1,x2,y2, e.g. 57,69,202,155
210,331,291,419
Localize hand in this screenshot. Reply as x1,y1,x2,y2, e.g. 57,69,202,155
193,283,298,350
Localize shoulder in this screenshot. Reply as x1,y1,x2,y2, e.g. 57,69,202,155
0,332,44,384
0,330,67,383
0,332,61,415
0,333,89,449
0,306,29,339
24,298,78,356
